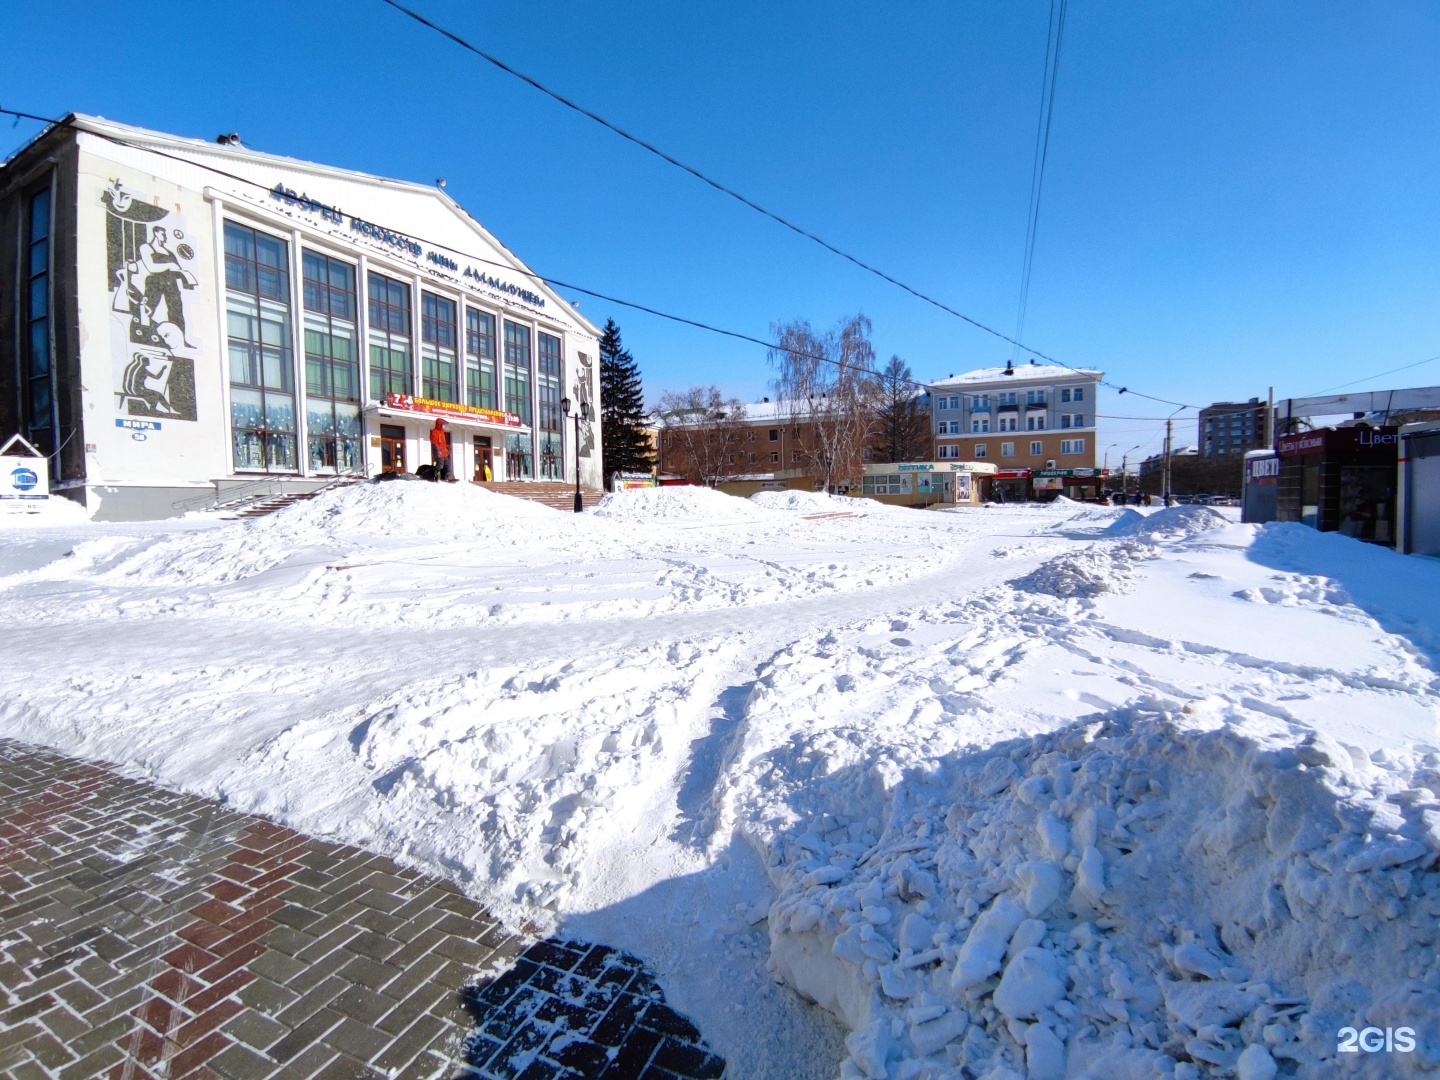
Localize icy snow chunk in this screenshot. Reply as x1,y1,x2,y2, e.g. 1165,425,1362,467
1037,812,1070,860
1343,838,1428,873
591,485,766,521
845,1019,890,1079
951,894,1026,991
1008,918,1047,955
1024,1022,1066,1080
993,947,1066,1020
909,1008,967,1056
1072,845,1107,908
977,756,1019,796
1015,861,1064,916
1105,503,1228,538
897,913,934,953
1237,1043,1278,1080
804,864,848,887
1172,941,1225,980
1163,981,1264,1030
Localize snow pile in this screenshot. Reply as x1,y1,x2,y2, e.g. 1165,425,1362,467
1013,542,1157,599
750,703,1440,1079
1107,505,1229,540
591,486,765,521
750,490,885,515
37,481,563,588
0,496,90,524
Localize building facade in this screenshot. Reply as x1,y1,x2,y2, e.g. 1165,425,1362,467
657,399,870,491
1198,398,1267,458
1,115,603,520
928,361,1104,499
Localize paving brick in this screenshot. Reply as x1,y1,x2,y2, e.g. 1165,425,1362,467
207,1040,275,1080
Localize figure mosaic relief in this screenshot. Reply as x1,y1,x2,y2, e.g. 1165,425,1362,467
103,180,199,421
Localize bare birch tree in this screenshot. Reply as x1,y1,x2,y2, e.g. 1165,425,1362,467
656,385,749,486
769,314,883,491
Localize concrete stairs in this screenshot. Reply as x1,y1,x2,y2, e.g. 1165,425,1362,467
475,481,604,512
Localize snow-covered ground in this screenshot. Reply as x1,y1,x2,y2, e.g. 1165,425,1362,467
2,485,1438,1079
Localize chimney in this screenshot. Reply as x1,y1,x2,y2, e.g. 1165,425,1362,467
1003,360,1014,376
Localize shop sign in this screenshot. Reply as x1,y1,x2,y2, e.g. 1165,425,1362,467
992,469,1032,479
1245,454,1280,484
384,393,522,428
1277,426,1400,458
897,463,935,472
1033,476,1064,491
0,436,49,505
1276,432,1327,457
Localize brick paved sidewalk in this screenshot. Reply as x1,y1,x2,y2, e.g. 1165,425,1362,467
0,739,725,1080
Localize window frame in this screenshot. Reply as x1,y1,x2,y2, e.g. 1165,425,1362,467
301,249,361,475
367,271,413,401
465,307,499,410
226,219,299,473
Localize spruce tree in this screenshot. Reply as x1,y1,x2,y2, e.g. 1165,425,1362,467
599,319,654,481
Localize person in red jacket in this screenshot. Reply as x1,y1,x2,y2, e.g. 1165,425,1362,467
429,417,452,481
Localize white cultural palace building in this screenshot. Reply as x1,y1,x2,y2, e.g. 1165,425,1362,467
0,115,603,519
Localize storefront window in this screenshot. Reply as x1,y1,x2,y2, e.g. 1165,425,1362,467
465,308,498,410
225,221,297,472
421,292,458,402
504,321,532,426
368,273,412,400
302,252,361,474
505,432,532,479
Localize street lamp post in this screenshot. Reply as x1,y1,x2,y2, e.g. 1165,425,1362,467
561,396,589,513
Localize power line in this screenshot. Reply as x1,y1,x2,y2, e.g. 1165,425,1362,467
1,105,1191,411
374,0,1089,371
1305,352,1440,397
1012,0,1067,362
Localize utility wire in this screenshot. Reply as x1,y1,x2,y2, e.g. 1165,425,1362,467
374,1,1095,373
1012,0,1067,362
1304,353,1440,397
1,105,1191,411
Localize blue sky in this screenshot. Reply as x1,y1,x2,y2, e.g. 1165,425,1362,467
5,0,1439,459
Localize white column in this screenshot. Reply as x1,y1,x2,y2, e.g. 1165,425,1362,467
356,252,373,477
289,228,309,477
209,199,235,477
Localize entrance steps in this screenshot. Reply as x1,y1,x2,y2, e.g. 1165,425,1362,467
474,481,604,512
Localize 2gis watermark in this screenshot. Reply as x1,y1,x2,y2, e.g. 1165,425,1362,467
1337,1026,1416,1054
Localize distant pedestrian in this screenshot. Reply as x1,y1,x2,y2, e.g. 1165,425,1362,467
429,418,452,482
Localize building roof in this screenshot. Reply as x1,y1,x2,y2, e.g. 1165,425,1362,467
11,113,600,337
927,363,1103,389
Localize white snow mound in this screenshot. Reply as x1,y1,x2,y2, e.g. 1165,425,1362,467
746,704,1440,1080
591,485,765,521
1107,505,1229,539
1013,541,1157,598
57,480,561,587
749,490,883,515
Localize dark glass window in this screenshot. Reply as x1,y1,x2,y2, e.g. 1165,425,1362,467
225,221,297,472
23,183,54,457
367,273,412,400
465,308,498,410
302,251,361,474
537,332,563,479
421,292,458,402
503,321,532,426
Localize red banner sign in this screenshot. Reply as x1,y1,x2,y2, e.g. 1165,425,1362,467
385,393,522,428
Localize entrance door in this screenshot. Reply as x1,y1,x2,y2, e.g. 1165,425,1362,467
380,425,406,474
473,436,493,482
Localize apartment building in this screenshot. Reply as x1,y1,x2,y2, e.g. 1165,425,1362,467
1199,398,1268,457
928,360,1104,498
